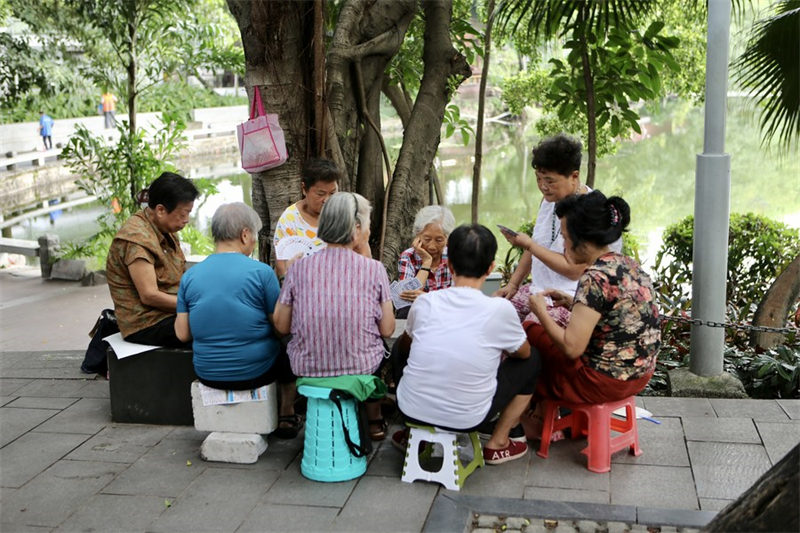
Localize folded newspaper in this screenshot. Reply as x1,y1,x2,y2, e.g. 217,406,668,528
198,382,271,406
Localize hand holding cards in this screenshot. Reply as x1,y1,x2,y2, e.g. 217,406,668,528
275,236,324,261
390,277,423,309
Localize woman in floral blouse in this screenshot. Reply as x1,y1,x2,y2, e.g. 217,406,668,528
525,191,660,410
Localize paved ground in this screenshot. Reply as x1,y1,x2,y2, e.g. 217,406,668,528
2,266,800,532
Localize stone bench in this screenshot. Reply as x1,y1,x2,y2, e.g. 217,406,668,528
107,347,197,425
191,381,278,463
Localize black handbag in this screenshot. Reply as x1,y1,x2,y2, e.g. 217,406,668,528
80,309,119,375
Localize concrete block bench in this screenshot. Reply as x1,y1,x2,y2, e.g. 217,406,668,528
191,381,278,464
107,347,197,425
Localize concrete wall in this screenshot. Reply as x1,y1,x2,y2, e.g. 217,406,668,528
192,106,247,130
0,112,167,155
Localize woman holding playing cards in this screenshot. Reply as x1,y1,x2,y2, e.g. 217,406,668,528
496,134,621,326
395,206,456,317
524,191,660,432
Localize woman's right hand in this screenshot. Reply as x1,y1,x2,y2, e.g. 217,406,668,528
544,289,573,308
400,288,424,302
412,237,433,264
494,282,518,300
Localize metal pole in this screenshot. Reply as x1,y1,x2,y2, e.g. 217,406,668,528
690,0,732,376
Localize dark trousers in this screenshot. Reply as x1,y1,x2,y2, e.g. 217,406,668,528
124,315,190,349
198,347,296,390
42,136,52,149
390,339,540,432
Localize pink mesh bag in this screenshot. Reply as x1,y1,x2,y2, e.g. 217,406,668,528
237,87,287,173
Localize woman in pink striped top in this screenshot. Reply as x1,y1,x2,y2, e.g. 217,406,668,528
273,192,395,439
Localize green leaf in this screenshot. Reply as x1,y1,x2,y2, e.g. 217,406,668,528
644,21,665,40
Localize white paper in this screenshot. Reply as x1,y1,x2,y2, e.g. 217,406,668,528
390,277,423,309
198,382,271,406
275,236,323,261
103,332,161,359
612,405,654,420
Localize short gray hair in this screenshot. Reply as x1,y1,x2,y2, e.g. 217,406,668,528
412,205,456,237
318,192,372,245
211,202,263,242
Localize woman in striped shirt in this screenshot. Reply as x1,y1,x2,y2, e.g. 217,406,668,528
273,192,395,440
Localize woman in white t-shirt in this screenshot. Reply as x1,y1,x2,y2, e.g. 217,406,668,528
495,134,620,325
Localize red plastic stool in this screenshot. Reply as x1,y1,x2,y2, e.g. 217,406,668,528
537,396,642,473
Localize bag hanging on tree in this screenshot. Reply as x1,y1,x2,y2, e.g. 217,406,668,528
237,86,287,173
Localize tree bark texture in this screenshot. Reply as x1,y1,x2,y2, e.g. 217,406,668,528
226,0,314,263
226,0,467,272
382,0,471,275
471,0,495,224
127,20,138,202
382,78,444,205
750,253,800,349
703,443,799,532
579,6,597,189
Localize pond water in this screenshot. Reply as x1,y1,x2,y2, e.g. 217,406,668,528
11,101,799,269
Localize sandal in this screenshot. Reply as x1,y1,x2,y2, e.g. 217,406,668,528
273,414,302,439
368,418,387,441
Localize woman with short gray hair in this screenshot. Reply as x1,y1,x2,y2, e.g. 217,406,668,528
273,192,395,440
396,205,457,311
174,203,296,425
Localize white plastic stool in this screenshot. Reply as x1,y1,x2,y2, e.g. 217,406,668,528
401,424,484,491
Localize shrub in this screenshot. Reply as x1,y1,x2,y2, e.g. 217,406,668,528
648,212,800,398
654,213,800,323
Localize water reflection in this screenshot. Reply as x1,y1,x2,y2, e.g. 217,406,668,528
438,101,799,265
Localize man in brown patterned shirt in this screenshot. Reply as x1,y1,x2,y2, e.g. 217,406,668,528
106,172,199,347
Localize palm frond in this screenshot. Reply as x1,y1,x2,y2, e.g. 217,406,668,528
496,0,656,40
732,0,800,147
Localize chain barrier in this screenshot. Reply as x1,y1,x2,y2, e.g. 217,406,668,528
661,313,799,335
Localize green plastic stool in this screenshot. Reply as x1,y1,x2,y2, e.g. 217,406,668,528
400,423,484,491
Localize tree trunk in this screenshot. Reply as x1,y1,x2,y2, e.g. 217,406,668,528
703,443,799,532
471,0,495,224
127,20,138,202
750,253,800,349
382,0,471,274
226,0,466,271
579,10,597,189
226,0,315,264
382,78,444,205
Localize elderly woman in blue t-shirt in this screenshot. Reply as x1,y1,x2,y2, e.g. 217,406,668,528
175,203,295,417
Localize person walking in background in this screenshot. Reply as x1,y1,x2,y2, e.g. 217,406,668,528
101,90,118,129
38,111,54,150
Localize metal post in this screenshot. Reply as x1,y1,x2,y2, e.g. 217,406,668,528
690,0,732,376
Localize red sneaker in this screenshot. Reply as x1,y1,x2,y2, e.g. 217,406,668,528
391,428,409,452
483,439,528,465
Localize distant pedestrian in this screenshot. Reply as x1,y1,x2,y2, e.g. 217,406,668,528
101,90,118,129
39,111,54,150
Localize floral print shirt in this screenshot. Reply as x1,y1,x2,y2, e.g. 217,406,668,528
573,252,660,381
273,203,325,251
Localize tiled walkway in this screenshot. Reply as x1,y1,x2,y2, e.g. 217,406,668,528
2,267,799,532
1,349,798,532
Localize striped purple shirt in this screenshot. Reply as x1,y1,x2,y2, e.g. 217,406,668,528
279,246,391,377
